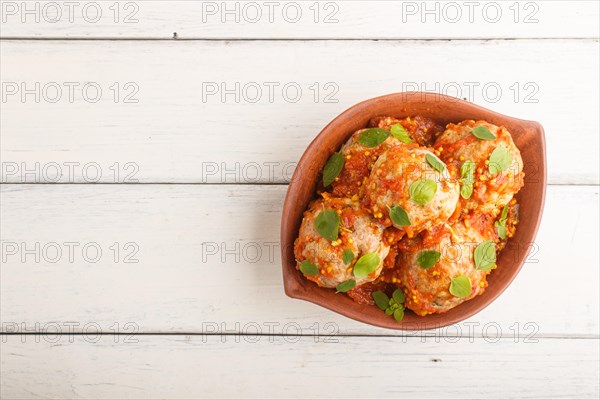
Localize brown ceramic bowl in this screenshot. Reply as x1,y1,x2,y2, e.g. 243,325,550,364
281,92,546,330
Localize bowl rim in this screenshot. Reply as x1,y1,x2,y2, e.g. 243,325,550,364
281,91,547,330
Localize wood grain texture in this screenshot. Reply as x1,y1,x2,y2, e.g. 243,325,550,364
1,0,598,39
1,335,599,400
1,39,598,184
1,3,598,398
1,184,598,336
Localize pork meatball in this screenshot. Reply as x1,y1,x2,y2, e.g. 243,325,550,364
331,128,401,198
363,144,459,237
396,219,496,316
294,196,390,288
434,120,524,215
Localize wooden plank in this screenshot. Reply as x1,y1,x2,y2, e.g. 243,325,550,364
1,1,598,39
1,39,598,184
1,184,598,336
1,335,598,399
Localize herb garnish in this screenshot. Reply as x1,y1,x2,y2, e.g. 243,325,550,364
409,179,438,205
390,124,412,143
336,279,356,293
322,152,345,187
357,128,390,148
373,289,406,321
342,249,354,265
495,205,509,239
417,250,441,269
314,209,340,241
460,160,476,199
299,260,319,276
471,126,497,140
474,240,496,271
388,205,411,226
353,252,380,278
449,275,472,298
426,153,445,172
488,145,512,174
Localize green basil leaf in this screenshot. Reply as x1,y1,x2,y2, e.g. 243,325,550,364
322,152,345,187
474,240,496,270
417,250,441,269
388,205,411,227
372,291,390,310
357,128,390,148
500,204,509,221
471,126,497,140
336,279,356,293
314,209,340,241
495,205,509,239
488,145,513,174
393,307,405,321
299,260,319,276
385,307,394,316
353,252,380,278
426,153,445,172
390,124,412,143
495,221,507,239
460,183,473,200
409,179,438,205
342,249,354,265
460,160,476,184
392,289,405,304
449,275,472,298
459,160,476,200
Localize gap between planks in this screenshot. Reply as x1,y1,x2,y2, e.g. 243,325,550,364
1,37,598,41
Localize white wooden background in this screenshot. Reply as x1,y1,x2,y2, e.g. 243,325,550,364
1,1,599,399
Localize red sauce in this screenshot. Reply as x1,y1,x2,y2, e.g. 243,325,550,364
346,279,395,305
369,115,444,147
332,151,373,198
422,225,450,248
439,133,477,156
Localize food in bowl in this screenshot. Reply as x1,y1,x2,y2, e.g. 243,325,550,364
363,144,460,235
293,116,523,321
295,196,390,289
434,120,524,214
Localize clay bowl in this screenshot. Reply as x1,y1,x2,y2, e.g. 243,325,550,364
281,92,546,330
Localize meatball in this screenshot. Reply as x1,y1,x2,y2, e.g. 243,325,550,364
294,196,390,288
363,144,459,237
396,219,495,316
369,115,444,147
331,128,401,198
434,120,524,215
